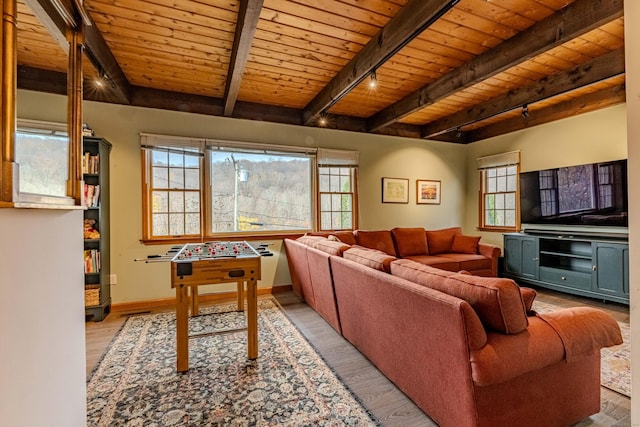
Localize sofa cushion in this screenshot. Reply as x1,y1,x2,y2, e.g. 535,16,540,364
328,231,357,245
391,227,429,257
354,230,397,256
296,235,329,247
425,227,462,255
343,246,396,272
435,253,491,272
404,255,460,272
521,287,537,312
312,239,350,256
391,259,528,334
450,234,481,254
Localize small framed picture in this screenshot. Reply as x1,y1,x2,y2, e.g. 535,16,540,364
416,179,441,204
382,177,409,203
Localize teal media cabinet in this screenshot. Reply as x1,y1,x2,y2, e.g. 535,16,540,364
503,231,629,304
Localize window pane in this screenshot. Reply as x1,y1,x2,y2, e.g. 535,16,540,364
185,192,200,212
496,175,507,192
184,153,199,168
152,167,169,188
505,210,516,227
152,150,168,166
505,193,516,209
15,132,69,197
340,175,351,192
152,213,168,236
331,194,341,210
169,213,185,235
169,192,184,213
152,191,168,213
169,167,184,189
185,213,200,234
320,194,331,211
495,193,505,209
487,177,496,193
184,168,200,190
169,152,183,167
209,150,312,233
330,175,340,192
319,174,330,192
506,174,517,192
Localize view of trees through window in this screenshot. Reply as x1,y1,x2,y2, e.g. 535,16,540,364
209,151,312,233
15,131,69,197
319,166,354,230
483,165,517,228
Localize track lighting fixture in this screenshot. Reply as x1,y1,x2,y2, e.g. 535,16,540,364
368,70,378,89
318,113,328,127
456,127,462,138
521,104,529,119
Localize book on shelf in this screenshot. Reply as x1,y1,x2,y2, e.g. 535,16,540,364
82,152,100,174
83,184,100,207
84,249,101,274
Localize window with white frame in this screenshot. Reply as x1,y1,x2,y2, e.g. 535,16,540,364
477,151,520,230
141,135,358,241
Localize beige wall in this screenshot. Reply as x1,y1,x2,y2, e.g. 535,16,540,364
463,104,628,247
18,89,466,304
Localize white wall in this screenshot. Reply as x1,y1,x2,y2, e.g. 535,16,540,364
463,104,628,247
624,0,639,424
17,89,466,304
0,209,86,427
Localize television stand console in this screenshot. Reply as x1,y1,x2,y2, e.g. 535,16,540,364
503,232,629,304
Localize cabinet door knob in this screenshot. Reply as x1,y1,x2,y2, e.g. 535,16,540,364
561,276,566,280
592,265,597,271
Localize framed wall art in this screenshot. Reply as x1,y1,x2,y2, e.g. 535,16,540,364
382,177,409,203
416,179,441,204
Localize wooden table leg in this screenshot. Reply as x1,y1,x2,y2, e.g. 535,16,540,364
176,283,190,372
236,281,244,311
190,285,199,316
247,277,258,360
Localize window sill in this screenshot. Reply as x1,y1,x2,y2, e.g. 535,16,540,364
477,226,518,233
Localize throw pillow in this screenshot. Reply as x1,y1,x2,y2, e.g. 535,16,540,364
425,227,461,255
354,230,397,256
391,227,429,257
450,234,481,254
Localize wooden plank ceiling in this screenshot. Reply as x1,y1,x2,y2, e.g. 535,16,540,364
15,0,625,143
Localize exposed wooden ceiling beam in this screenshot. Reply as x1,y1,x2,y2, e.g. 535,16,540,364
367,0,624,132
465,84,626,143
421,48,626,139
302,0,459,126
22,0,70,51
83,15,132,105
223,0,264,117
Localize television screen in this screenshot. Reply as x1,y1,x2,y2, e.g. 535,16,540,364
520,160,628,228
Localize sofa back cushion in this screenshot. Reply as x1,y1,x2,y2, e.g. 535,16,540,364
296,235,329,247
391,227,429,257
450,234,481,254
354,230,397,256
425,227,462,254
343,246,396,273
329,231,357,245
391,259,528,334
313,239,350,256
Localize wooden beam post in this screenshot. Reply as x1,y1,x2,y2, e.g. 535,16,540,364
1,0,17,203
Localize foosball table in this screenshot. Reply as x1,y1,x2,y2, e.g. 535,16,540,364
168,241,264,372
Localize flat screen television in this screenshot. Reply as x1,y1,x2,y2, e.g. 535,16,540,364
520,159,628,228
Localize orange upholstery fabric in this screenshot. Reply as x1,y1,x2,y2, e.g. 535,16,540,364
354,230,397,256
329,231,357,245
312,238,350,256
343,247,396,273
537,307,623,361
391,227,429,257
391,259,528,334
450,234,481,254
425,227,462,254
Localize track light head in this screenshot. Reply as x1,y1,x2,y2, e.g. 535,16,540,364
368,70,378,89
521,104,529,119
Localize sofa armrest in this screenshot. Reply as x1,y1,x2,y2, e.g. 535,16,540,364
478,243,501,276
536,307,623,361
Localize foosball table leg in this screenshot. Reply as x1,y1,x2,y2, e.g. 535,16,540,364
190,285,199,316
236,281,244,311
176,283,190,372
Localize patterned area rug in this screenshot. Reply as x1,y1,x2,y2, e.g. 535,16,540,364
532,300,630,397
87,299,380,426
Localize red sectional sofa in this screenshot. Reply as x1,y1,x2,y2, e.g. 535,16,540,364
283,228,623,427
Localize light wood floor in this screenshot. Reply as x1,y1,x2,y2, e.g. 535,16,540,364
85,287,631,427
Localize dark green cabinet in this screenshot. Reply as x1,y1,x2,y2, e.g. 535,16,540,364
503,232,628,305
504,234,539,280
83,137,111,321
